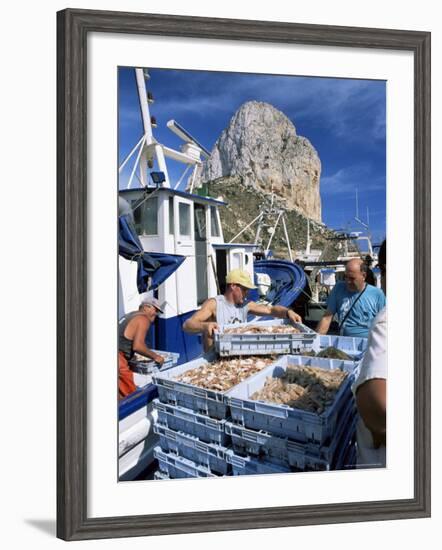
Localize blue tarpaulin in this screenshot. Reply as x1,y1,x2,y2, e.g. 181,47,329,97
119,215,185,292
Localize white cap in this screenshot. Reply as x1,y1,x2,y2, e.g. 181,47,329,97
139,293,164,313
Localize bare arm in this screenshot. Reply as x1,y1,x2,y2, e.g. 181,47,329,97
130,317,164,365
183,298,218,334
356,378,386,448
248,302,302,323
183,298,218,352
316,309,334,334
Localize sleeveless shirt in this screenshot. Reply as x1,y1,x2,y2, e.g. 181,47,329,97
118,312,147,359
214,295,249,326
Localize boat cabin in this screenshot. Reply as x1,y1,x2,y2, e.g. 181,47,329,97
118,186,255,361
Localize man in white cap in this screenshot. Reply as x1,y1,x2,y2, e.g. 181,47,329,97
118,294,165,399
183,268,302,351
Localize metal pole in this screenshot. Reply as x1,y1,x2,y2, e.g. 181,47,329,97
173,164,192,190
188,164,199,194
265,210,283,253
154,144,170,188
306,218,311,255
135,68,153,145
127,135,146,189
281,214,294,262
229,212,263,243
255,212,265,245
118,135,145,173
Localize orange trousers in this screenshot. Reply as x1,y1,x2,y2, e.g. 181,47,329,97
119,351,137,399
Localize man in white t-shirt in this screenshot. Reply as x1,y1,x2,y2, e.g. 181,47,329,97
352,240,387,468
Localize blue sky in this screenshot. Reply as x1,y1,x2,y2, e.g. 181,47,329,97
118,67,386,244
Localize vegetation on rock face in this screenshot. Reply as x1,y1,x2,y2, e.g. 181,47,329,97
205,175,344,261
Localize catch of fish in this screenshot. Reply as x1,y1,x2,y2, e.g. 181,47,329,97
223,325,301,335
132,351,168,363
294,346,353,360
174,356,275,392
250,365,348,414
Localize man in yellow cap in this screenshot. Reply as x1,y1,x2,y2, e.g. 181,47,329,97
183,268,302,351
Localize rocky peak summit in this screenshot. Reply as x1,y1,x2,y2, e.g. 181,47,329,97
194,101,322,222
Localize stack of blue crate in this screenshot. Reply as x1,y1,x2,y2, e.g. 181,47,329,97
151,323,361,479
224,355,359,473
151,356,235,478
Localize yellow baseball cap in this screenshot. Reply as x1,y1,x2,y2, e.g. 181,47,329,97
225,269,256,289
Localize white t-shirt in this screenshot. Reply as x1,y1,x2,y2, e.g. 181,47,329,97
352,307,387,468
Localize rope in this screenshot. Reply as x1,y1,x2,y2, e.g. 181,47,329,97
131,186,160,214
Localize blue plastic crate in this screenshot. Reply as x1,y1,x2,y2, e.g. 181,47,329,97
313,335,368,361
225,397,357,470
154,447,219,478
225,355,357,445
154,424,230,475
129,350,180,374
333,419,357,470
340,442,357,470
225,449,291,476
215,319,317,357
152,356,230,419
153,399,230,446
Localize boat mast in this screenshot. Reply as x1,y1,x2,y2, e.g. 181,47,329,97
119,68,212,194
135,68,171,188
306,218,311,256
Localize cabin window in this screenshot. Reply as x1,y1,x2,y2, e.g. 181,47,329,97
231,251,243,270
210,206,220,237
143,197,158,235
194,204,207,240
168,197,174,234
179,203,191,237
131,196,158,235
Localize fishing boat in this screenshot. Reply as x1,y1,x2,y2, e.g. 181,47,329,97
118,68,308,480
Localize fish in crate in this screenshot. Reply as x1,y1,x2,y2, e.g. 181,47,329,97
174,356,276,392
223,325,301,335
250,364,348,415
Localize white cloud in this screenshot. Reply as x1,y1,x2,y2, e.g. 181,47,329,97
321,164,385,195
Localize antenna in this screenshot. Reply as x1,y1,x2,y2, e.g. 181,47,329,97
354,187,368,229
167,120,210,158
355,188,359,219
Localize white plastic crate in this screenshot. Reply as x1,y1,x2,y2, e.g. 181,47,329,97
225,397,357,470
226,355,357,445
312,335,368,361
154,447,219,478
154,424,230,475
214,319,317,357
153,399,229,446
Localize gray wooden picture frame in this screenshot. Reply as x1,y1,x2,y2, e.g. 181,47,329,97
57,8,431,541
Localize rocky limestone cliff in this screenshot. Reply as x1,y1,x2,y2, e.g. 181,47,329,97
194,101,322,223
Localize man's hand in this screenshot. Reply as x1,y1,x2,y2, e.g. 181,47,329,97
316,310,334,335
287,309,302,324
203,322,219,338
154,354,165,366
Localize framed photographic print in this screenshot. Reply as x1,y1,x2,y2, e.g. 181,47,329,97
57,8,431,541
